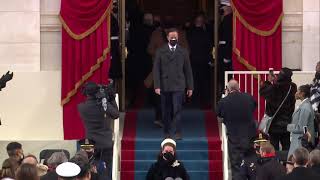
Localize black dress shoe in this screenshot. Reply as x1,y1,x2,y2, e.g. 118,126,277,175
154,120,164,128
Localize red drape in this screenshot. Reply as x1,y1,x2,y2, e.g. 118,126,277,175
231,0,283,71
60,0,112,140
231,0,283,121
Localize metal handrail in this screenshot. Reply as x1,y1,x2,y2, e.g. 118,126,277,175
112,94,120,180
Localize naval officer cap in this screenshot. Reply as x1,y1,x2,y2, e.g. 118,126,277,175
56,162,81,178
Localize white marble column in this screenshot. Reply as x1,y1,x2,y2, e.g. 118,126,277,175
0,1,40,72
282,0,303,70
302,0,320,71
40,0,61,71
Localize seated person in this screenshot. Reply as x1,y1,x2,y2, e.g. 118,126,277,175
56,162,80,180
146,138,189,180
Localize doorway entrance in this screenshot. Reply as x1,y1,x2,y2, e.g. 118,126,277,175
117,0,220,111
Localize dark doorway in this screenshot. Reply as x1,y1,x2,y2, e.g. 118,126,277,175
120,0,217,111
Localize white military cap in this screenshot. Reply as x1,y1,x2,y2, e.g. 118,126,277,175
56,162,81,178
161,138,176,148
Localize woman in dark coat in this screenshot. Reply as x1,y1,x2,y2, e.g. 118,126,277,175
260,68,297,151
146,139,189,180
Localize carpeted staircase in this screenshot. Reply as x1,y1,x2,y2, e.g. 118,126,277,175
121,109,223,180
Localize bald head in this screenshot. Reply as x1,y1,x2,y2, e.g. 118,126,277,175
227,79,239,92
22,154,38,165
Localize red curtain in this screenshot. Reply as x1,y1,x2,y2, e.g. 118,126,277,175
60,0,112,140
231,0,283,71
231,0,283,121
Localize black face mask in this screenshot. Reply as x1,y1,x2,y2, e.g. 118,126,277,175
163,152,176,165
169,39,178,46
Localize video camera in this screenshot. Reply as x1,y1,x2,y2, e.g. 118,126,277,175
82,80,116,113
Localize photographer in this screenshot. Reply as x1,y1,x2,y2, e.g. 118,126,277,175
260,67,297,151
78,81,119,180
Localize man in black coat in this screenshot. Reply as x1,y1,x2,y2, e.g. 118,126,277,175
78,82,119,179
216,79,257,180
276,147,320,180
260,67,297,151
153,28,194,139
218,5,233,90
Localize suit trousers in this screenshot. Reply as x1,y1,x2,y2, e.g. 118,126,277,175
228,136,250,180
161,91,185,134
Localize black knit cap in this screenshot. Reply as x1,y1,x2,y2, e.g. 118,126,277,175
280,67,293,78
82,82,99,96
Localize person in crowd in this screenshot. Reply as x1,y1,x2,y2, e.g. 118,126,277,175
256,142,286,180
187,13,213,107
309,149,320,176
16,163,39,180
217,5,233,91
6,142,24,165
0,158,19,180
310,61,320,112
310,61,320,145
285,155,294,174
260,67,297,151
153,15,161,29
153,28,194,140
69,154,92,180
126,12,155,107
78,81,119,178
79,139,109,180
41,152,68,180
108,4,122,89
276,147,320,180
56,162,80,180
240,132,269,180
287,84,315,157
216,79,257,180
146,138,189,180
22,154,38,165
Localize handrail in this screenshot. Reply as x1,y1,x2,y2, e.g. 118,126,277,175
221,123,229,180
112,94,120,180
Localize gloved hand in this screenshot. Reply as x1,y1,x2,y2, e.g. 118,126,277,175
0,71,13,91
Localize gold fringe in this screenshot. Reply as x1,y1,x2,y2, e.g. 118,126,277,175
59,3,112,40
232,13,257,71
61,17,111,106
231,0,283,36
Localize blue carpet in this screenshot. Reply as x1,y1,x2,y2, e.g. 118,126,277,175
121,109,223,180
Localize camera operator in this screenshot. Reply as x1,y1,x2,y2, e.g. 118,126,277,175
78,81,119,180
